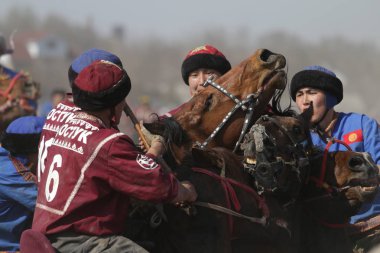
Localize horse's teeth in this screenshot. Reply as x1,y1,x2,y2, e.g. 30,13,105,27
245,158,257,165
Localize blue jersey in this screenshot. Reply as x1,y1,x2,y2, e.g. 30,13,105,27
0,147,37,251
310,112,380,224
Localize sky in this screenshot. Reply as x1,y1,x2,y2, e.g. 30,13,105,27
1,0,380,46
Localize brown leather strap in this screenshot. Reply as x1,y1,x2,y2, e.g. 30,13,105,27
194,201,267,225
193,201,290,235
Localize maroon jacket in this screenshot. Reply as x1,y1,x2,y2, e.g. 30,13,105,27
33,99,178,235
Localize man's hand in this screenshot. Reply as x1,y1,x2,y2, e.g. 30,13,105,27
172,180,198,204
139,122,167,156
140,122,156,147
147,136,166,157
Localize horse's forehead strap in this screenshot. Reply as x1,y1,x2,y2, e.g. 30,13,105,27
197,76,262,151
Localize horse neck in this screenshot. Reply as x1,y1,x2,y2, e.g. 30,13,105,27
298,152,355,224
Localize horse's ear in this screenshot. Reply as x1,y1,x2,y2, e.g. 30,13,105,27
299,102,313,128
192,147,224,169
143,120,165,136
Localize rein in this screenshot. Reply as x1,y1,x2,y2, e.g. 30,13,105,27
310,138,352,190
304,139,353,229
303,205,351,229
196,76,261,152
191,167,275,234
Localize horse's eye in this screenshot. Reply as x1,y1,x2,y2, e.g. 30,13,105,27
205,94,213,110
292,126,301,135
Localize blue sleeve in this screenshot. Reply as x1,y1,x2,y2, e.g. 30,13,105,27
0,170,37,211
362,115,380,165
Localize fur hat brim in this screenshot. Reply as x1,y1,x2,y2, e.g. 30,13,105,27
181,54,231,85
290,70,343,104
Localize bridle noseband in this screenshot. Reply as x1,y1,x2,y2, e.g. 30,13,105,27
195,76,261,152
243,115,311,193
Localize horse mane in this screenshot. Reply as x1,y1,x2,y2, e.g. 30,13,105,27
144,117,194,169
270,88,297,117
163,117,189,146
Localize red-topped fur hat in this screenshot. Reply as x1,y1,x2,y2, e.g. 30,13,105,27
181,44,231,85
72,60,131,111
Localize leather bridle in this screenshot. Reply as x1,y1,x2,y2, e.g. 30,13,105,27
195,76,262,153
242,115,311,193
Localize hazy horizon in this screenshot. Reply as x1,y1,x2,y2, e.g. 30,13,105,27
1,0,380,47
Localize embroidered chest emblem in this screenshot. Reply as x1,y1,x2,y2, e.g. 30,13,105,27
343,129,363,144
348,133,357,142
136,154,158,170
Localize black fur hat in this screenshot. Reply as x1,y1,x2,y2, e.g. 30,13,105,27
181,45,231,85
290,65,343,104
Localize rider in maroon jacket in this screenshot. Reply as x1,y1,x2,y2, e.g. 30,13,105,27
32,57,197,252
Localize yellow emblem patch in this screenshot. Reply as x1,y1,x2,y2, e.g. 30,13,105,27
348,133,357,142
190,45,207,54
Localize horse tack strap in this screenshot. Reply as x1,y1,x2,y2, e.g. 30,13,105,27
315,216,351,229
191,167,292,234
191,166,268,235
260,115,300,145
192,167,241,217
193,201,290,236
191,167,269,217
233,97,256,152
202,77,242,106
303,205,351,229
197,76,260,150
318,138,352,185
193,201,267,226
197,96,258,150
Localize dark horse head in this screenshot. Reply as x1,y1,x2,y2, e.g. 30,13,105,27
240,108,378,204
240,109,313,197
239,111,379,253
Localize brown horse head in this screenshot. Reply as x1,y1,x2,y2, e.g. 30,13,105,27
310,150,378,210
0,69,40,133
172,49,287,150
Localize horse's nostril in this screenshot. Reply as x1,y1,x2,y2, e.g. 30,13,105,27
257,164,271,175
260,49,275,63
349,156,364,170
